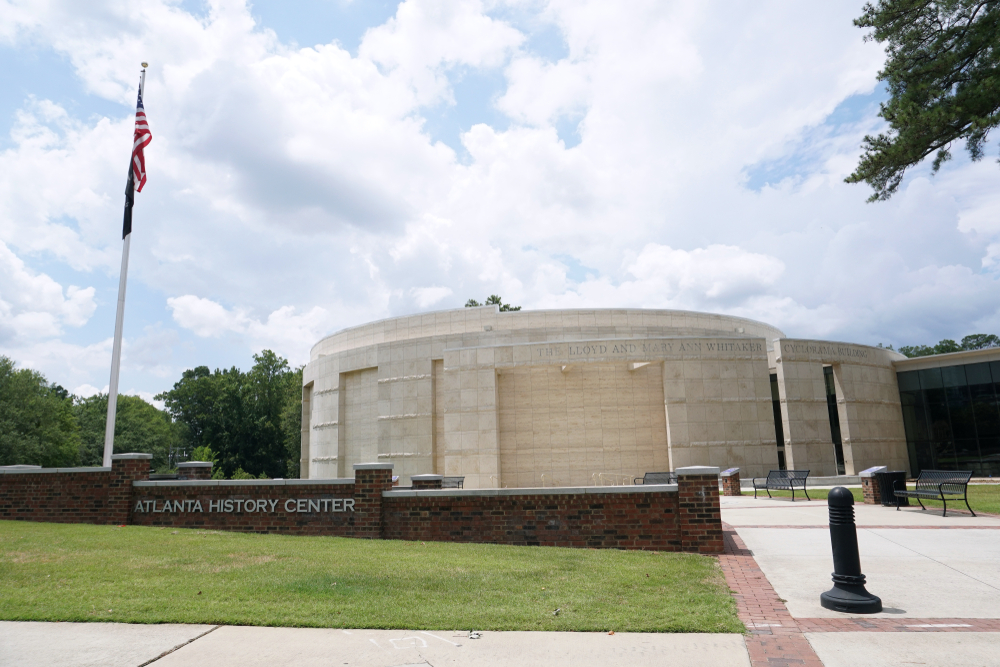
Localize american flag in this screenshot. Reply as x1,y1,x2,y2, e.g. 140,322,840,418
131,86,152,192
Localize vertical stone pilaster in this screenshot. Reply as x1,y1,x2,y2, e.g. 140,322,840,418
352,463,393,538
676,466,723,554
110,453,151,525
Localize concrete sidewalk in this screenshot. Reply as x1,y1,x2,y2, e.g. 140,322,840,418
721,495,1000,667
0,622,751,667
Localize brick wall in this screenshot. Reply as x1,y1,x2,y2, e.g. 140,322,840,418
383,489,682,550
383,466,722,553
859,466,886,505
720,468,742,496
861,476,881,504
0,454,151,525
676,469,724,554
177,461,213,480
0,462,723,553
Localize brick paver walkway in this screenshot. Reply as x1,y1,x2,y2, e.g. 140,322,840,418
719,523,824,667
719,521,1000,666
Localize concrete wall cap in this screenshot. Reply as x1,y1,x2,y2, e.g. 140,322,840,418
410,474,443,481
720,467,740,477
353,463,393,470
0,466,111,475
111,453,153,460
284,478,354,485
0,464,41,469
177,461,213,468
134,480,221,487
132,478,356,488
676,466,721,476
859,466,888,478
384,484,680,498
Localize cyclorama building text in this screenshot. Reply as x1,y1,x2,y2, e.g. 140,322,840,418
302,306,1000,488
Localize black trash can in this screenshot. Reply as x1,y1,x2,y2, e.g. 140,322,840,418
874,471,908,507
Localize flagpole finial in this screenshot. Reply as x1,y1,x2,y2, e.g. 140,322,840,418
141,62,148,68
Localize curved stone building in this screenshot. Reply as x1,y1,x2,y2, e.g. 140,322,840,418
301,306,919,488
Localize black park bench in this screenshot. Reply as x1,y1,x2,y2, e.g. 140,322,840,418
633,471,677,485
753,470,811,501
894,470,974,517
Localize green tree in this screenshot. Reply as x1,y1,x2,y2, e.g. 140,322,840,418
846,1,1000,201
897,333,999,357
154,366,220,454
282,366,304,478
74,394,185,471
465,295,521,311
0,356,79,467
961,333,1000,349
157,350,300,479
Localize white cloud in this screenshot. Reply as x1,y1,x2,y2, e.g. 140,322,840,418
1,0,999,398
0,240,96,342
168,295,333,365
411,286,453,307
72,383,107,398
360,0,524,106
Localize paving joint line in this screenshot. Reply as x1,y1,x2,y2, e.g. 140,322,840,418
137,625,221,666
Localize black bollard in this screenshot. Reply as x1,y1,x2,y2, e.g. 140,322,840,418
820,486,882,613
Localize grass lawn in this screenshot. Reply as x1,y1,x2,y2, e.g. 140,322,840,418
743,484,1000,515
900,484,1000,516
742,488,864,502
0,521,743,633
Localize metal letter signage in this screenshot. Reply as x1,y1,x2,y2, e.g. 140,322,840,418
133,497,355,513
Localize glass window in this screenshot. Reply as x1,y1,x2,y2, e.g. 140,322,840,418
769,373,785,468
945,383,977,440
919,367,943,389
824,366,845,475
898,363,1000,474
899,391,929,441
965,362,992,386
897,370,920,392
954,439,983,475
942,365,968,388
979,437,1000,477
908,440,935,475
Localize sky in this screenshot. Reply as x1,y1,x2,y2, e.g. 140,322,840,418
1,0,999,406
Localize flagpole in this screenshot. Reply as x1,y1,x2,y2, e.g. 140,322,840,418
103,64,147,468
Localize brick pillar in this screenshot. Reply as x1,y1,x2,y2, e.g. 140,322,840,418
859,466,885,505
110,453,151,525
676,466,723,554
410,474,443,490
352,463,393,538
720,468,741,496
177,461,213,480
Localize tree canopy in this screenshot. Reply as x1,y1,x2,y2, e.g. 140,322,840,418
465,295,522,311
74,393,185,471
156,350,302,479
1,351,302,477
0,356,79,467
897,332,1000,357
846,0,1000,201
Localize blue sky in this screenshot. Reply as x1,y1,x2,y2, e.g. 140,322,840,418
1,0,998,404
